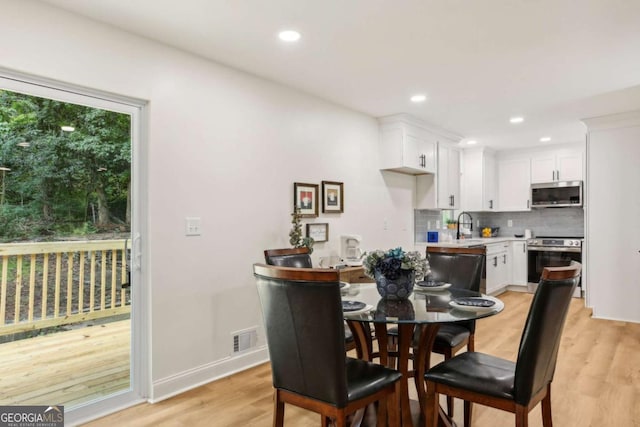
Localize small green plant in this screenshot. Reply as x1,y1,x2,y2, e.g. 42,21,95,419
289,208,314,253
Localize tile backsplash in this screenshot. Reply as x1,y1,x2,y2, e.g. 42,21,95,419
415,208,584,242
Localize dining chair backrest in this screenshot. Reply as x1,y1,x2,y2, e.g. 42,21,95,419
513,262,581,406
253,264,350,407
426,248,485,292
264,247,313,268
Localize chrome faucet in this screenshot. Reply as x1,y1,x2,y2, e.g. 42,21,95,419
456,211,473,240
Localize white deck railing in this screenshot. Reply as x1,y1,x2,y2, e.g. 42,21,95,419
0,239,131,336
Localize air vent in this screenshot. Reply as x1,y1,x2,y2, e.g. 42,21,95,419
232,328,258,354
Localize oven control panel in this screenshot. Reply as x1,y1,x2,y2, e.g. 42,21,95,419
528,238,582,248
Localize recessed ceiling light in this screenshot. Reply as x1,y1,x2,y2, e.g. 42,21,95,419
540,137,551,142
61,125,75,132
466,140,478,145
509,117,524,124
410,94,427,103
278,30,301,42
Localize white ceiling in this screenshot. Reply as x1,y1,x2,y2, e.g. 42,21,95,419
40,0,640,150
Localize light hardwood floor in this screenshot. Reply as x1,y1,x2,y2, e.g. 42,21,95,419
83,291,640,427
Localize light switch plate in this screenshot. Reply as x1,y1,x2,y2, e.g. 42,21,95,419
185,217,202,236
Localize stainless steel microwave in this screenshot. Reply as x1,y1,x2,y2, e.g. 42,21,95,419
531,181,582,208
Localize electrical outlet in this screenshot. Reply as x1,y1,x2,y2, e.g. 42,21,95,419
185,217,202,236
508,219,513,227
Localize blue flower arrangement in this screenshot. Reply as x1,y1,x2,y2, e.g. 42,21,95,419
363,247,428,280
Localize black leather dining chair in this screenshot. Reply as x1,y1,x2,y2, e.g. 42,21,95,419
426,247,485,416
424,262,581,427
387,247,485,416
263,247,356,351
264,247,313,268
253,263,402,427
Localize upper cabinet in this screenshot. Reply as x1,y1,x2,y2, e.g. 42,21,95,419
462,148,497,211
497,158,531,211
416,142,461,209
530,148,583,183
379,115,437,175
496,143,585,212
437,144,461,209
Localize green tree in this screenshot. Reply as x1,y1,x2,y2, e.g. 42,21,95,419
0,89,131,239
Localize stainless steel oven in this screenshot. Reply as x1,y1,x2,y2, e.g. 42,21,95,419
527,237,583,297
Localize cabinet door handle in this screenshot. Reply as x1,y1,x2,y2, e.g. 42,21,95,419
523,244,526,253
527,199,530,209
556,169,560,180
503,254,507,264
552,170,555,181
493,256,498,267
489,199,493,209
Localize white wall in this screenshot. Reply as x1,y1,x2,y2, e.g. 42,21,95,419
584,111,640,323
0,0,416,401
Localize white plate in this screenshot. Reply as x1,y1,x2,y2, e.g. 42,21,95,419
340,282,351,291
342,303,373,315
449,296,504,312
415,282,452,292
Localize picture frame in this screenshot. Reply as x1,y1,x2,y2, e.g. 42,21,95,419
322,181,344,213
293,182,319,217
306,223,329,242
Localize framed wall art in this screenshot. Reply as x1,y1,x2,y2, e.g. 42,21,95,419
322,181,344,213
293,182,319,217
306,223,329,242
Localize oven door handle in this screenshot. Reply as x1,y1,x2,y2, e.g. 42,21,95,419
527,246,581,253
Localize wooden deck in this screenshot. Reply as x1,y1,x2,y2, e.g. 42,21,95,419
0,319,130,407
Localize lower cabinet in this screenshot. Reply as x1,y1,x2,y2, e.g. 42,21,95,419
510,241,528,286
485,242,509,294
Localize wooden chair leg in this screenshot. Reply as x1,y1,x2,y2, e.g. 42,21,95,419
273,390,285,427
515,404,529,427
376,394,388,427
464,400,472,427
541,384,553,427
467,333,475,352
443,348,455,418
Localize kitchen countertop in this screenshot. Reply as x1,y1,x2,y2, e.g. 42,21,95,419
415,236,527,249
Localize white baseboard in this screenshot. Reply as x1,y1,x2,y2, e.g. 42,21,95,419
150,346,269,403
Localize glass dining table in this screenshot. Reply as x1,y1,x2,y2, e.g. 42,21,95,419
341,282,504,427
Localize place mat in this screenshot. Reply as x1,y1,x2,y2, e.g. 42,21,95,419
453,297,496,307
342,300,366,312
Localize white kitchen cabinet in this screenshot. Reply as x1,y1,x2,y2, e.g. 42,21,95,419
415,142,461,209
485,242,509,294
462,147,497,211
438,144,461,209
379,116,437,175
530,149,583,183
510,240,528,286
497,158,531,211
